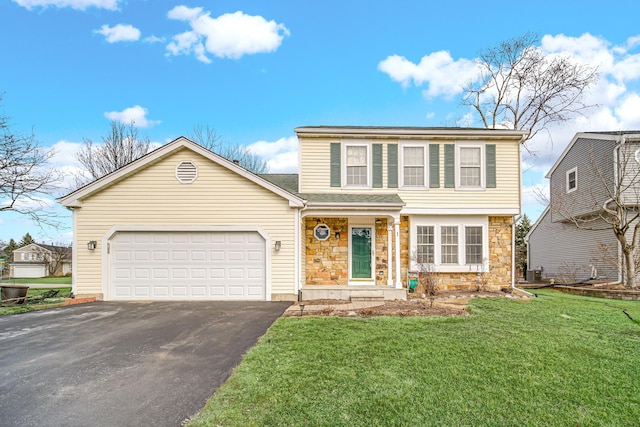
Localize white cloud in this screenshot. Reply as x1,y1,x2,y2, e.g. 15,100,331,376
12,0,119,10
246,136,298,173
166,6,290,62
377,51,477,98
144,35,165,44
381,33,640,218
104,105,161,128
95,24,141,43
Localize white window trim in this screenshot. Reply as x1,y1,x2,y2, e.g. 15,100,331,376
456,143,485,191
341,141,372,189
400,142,428,190
410,216,488,273
566,167,577,193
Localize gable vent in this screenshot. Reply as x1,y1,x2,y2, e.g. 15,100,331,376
175,161,198,184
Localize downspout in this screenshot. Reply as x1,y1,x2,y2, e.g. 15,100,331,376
607,136,626,285
513,132,534,297
294,206,301,297
512,215,534,297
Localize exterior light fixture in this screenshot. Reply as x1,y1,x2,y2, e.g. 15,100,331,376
87,241,97,251
274,241,282,252
335,232,340,239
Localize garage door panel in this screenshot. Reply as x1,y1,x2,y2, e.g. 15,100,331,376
110,231,266,300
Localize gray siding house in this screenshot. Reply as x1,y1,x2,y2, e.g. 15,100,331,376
527,131,640,282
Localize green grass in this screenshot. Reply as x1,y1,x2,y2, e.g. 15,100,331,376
1,276,72,285
188,290,640,426
0,287,72,316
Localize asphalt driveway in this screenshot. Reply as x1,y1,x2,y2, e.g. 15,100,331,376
0,301,291,427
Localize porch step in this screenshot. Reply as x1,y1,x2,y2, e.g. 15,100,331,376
350,291,385,302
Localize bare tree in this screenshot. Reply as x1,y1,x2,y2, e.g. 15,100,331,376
463,33,598,144
188,124,269,174
552,139,640,289
76,121,151,183
42,244,71,276
0,98,60,227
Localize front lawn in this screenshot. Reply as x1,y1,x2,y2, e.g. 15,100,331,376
189,290,640,426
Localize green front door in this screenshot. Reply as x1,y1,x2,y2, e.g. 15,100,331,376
351,227,372,279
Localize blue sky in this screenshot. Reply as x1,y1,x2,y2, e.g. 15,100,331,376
1,0,640,245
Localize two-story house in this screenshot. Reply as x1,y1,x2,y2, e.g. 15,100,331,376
527,131,640,282
10,243,72,278
58,126,526,301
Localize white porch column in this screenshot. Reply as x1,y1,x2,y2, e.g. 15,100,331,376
394,216,402,288
387,220,393,287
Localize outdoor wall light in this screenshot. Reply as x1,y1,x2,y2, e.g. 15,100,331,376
87,241,97,251
335,232,340,239
274,241,282,252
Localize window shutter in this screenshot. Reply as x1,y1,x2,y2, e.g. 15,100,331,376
486,144,496,188
387,144,398,188
429,144,440,188
444,144,455,188
372,144,383,188
330,142,341,187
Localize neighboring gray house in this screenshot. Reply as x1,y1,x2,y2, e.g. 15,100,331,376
527,131,640,282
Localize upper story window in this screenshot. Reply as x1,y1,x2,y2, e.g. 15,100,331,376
566,167,577,193
22,252,44,261
402,146,426,187
459,146,482,188
343,144,370,187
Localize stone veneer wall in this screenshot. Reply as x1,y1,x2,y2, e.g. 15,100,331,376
305,217,393,286
434,216,513,291
400,216,409,285
305,217,348,285
374,219,389,285
304,215,512,290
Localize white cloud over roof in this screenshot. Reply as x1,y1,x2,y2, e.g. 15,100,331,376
104,105,161,128
246,136,298,173
166,6,290,62
95,24,141,43
12,0,119,10
380,33,640,175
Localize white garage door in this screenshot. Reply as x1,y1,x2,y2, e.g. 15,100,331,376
12,265,47,279
109,231,266,300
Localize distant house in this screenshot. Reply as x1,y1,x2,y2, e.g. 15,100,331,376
527,131,640,282
58,127,527,301
10,243,72,278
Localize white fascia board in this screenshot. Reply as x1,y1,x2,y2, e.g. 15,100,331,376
301,209,402,218
58,137,304,208
525,205,550,243
545,132,624,179
401,207,520,215
295,127,528,140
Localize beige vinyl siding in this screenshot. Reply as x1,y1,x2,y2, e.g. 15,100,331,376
74,148,297,297
299,137,520,210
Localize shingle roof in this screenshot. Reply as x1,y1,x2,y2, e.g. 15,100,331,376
297,193,405,206
258,174,405,208
258,174,299,194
